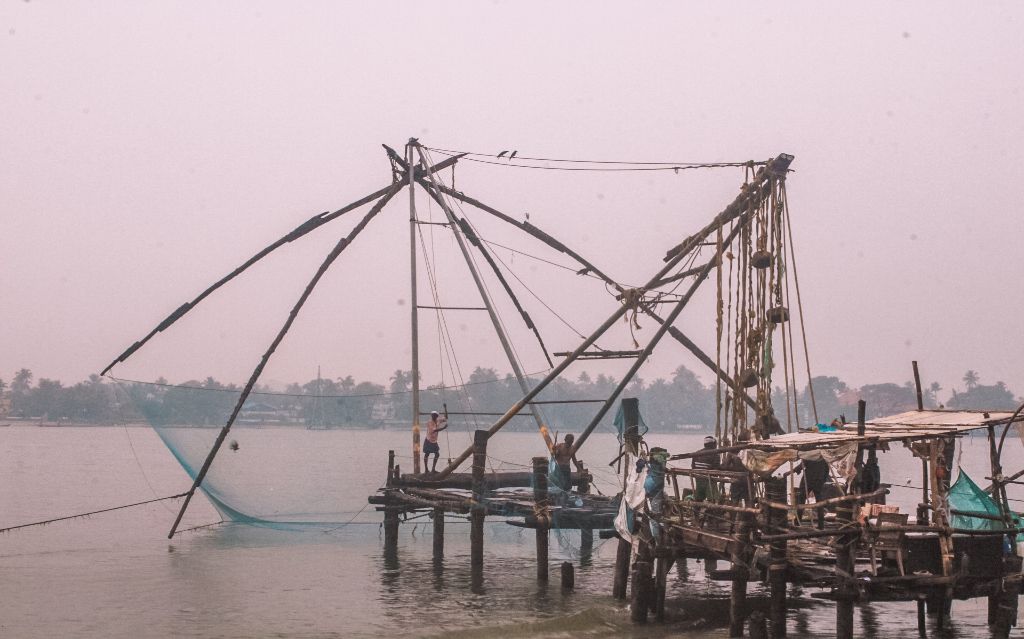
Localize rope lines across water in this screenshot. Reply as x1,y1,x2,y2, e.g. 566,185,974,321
0,493,188,534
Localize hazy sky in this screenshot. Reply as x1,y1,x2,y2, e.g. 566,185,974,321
2,2,1022,402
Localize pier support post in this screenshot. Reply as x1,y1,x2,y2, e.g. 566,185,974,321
730,512,753,637
766,479,788,638
918,598,927,637
384,505,400,556
613,536,632,599
432,506,444,562
655,550,669,622
835,539,856,639
470,430,487,584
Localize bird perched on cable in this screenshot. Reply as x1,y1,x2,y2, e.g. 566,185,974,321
509,150,518,159
497,150,508,158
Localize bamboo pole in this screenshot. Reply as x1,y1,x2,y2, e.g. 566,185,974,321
101,152,461,377
408,142,422,475
166,184,402,538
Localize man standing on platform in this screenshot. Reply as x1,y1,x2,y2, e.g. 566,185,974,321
551,433,578,492
423,410,448,473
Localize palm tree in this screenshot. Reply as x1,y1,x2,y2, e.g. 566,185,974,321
962,370,980,391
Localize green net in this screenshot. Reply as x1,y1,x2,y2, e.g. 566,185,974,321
949,469,1023,541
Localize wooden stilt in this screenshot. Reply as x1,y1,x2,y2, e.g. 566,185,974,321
613,537,632,599
630,560,652,624
384,505,400,555
470,430,487,581
532,456,549,582
655,553,668,622
730,512,752,637
835,540,855,639
432,506,444,562
917,598,927,637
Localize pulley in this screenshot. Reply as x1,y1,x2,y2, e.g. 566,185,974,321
751,249,773,269
766,306,790,324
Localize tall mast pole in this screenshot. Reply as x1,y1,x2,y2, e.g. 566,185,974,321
415,145,553,451
408,140,422,474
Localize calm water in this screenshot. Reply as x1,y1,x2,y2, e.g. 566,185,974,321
1,425,1020,638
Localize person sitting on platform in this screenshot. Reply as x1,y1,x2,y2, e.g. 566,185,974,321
423,410,448,473
551,434,578,492
692,435,721,501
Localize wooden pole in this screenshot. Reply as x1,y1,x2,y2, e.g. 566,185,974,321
578,466,594,563
408,141,422,475
613,537,632,599
533,456,549,582
917,598,927,637
730,512,753,637
432,506,444,563
912,361,924,411
767,479,788,638
749,611,768,639
387,449,395,487
384,505,400,556
561,561,575,591
471,430,487,580
836,400,866,639
655,552,669,622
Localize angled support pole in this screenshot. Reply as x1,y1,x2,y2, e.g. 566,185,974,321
166,182,404,538
638,304,757,411
101,153,461,377
417,180,623,293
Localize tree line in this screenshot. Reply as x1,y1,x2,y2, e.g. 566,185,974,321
1,366,1020,432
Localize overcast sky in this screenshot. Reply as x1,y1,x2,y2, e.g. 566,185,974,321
2,2,1022,402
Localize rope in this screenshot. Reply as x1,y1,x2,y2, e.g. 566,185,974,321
0,493,188,534
783,190,818,423
425,146,764,169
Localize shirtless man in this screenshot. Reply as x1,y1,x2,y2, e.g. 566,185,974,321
423,410,448,473
551,434,577,491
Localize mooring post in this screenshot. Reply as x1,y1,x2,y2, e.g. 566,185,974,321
730,511,753,637
613,536,632,599
561,561,575,591
387,449,395,487
432,506,444,562
918,598,928,637
532,456,550,581
470,430,487,581
384,505,400,555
